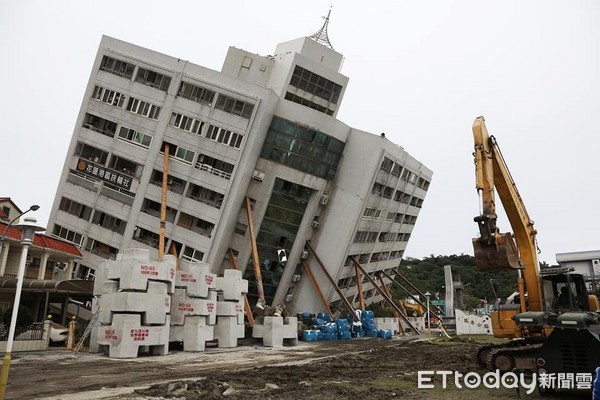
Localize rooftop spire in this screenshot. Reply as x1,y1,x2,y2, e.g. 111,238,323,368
309,8,334,50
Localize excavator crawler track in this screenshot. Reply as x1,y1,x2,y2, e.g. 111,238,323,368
485,343,542,373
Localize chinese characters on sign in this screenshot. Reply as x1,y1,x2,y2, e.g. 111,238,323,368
76,158,133,189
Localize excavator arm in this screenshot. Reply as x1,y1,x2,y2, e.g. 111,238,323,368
472,116,543,312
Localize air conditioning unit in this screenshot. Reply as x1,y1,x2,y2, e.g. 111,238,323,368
252,169,265,182
285,294,294,303
320,193,329,205
311,221,320,229
292,274,302,282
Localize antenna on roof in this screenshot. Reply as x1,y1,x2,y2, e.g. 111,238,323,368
309,7,334,50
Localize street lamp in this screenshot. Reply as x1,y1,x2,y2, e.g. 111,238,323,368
0,216,45,399
0,205,40,260
424,291,431,341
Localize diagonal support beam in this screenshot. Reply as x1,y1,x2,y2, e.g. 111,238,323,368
305,242,359,322
351,257,420,334
376,271,405,334
301,259,333,316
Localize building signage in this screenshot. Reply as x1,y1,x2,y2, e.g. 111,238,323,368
76,158,132,189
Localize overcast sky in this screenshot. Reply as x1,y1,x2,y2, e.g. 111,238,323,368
1,1,598,264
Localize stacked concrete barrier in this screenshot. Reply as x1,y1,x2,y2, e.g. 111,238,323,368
169,261,217,351
252,316,299,347
92,249,175,358
214,269,247,348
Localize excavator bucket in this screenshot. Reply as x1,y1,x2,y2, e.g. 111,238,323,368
472,232,522,271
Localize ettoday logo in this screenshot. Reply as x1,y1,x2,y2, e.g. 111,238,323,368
418,370,537,394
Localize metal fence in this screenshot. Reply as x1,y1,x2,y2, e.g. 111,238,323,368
0,322,44,341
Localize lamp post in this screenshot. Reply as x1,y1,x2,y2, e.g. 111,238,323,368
424,291,431,341
0,205,40,264
0,216,45,400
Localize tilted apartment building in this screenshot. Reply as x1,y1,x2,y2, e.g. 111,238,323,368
47,23,432,314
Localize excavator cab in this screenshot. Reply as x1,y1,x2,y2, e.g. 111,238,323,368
540,267,594,314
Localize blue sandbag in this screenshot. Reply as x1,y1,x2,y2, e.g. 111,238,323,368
302,330,318,341
365,329,379,338
378,329,392,339
317,312,332,322
338,331,352,340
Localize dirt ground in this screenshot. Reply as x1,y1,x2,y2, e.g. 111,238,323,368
4,335,592,400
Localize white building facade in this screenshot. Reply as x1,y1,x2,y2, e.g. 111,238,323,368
48,32,432,314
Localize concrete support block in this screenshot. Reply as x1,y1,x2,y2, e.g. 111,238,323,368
252,316,298,347
213,316,244,348
106,252,176,293
99,282,170,325
216,299,245,325
175,261,216,298
92,261,110,296
170,288,217,325
216,269,248,301
97,314,170,359
184,317,214,352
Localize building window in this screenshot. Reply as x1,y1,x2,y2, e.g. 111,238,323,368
92,86,126,107
182,246,204,262
363,208,382,219
82,113,117,137
117,127,152,148
261,116,345,180
286,65,342,115
85,238,119,259
234,223,247,236
244,178,312,307
417,177,430,190
52,224,84,246
108,155,143,178
74,142,108,165
195,154,234,180
177,212,214,238
403,214,418,225
140,198,176,222
59,197,92,221
284,93,334,116
99,55,135,79
402,169,418,184
410,197,424,208
215,94,254,119
391,163,402,177
92,211,126,234
178,81,215,105
149,170,186,195
380,157,393,173
289,65,342,104
169,112,203,134
186,183,224,209
126,97,161,120
160,141,196,165
76,264,95,280
132,226,162,248
205,124,243,149
382,186,394,199
135,67,171,91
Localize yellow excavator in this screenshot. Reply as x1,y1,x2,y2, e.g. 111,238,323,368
398,300,425,317
471,116,600,382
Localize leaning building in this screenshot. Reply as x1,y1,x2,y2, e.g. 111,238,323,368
47,20,432,314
